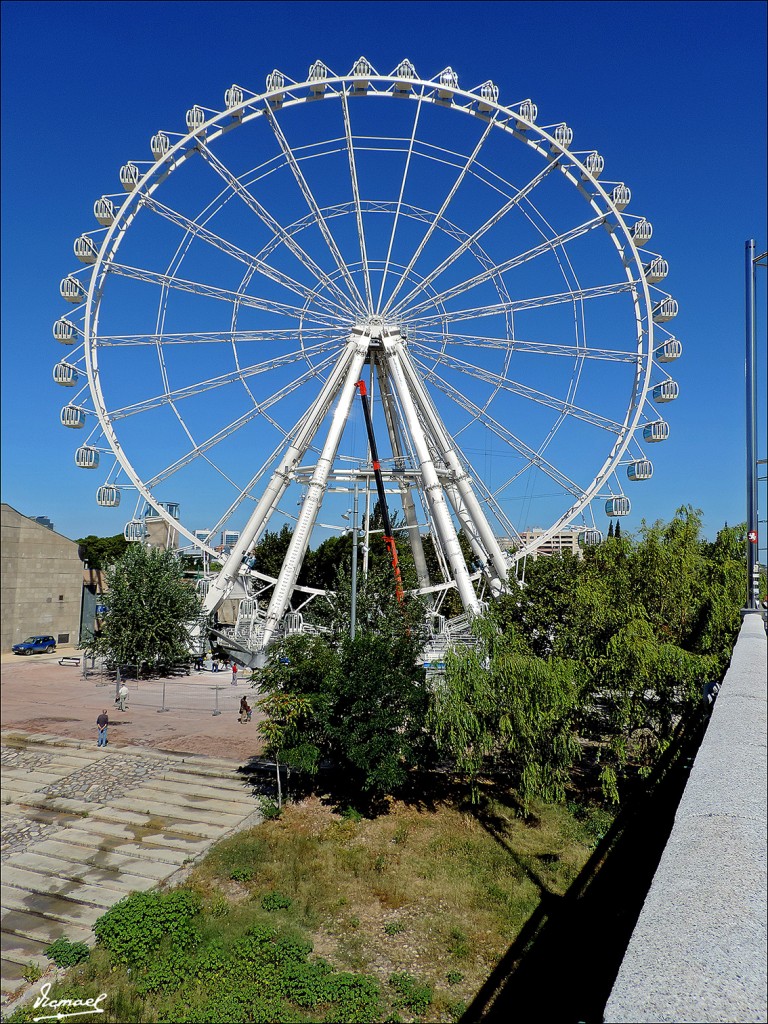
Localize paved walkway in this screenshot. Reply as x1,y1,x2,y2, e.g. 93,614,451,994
0,653,268,1005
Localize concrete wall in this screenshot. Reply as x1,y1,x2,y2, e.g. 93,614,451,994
604,612,767,1024
1,504,84,651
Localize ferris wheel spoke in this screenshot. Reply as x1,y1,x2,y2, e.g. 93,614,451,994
93,326,342,347
263,104,367,312
387,159,559,317
414,330,641,364
411,356,586,498
196,141,356,312
108,340,339,421
376,95,424,312
411,343,623,433
139,194,349,319
408,280,638,329
402,213,607,318
107,262,341,325
143,352,338,490
381,114,499,317
340,91,373,313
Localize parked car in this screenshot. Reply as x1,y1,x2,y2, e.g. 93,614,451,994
12,635,56,656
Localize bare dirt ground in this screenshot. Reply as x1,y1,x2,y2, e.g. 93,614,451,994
0,649,265,760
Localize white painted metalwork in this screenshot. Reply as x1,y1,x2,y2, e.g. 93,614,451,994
53,61,679,657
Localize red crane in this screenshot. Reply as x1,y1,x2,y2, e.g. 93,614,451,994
355,379,404,603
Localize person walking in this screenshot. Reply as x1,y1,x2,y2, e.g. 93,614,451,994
231,662,238,686
117,682,129,711
96,710,109,747
238,696,251,724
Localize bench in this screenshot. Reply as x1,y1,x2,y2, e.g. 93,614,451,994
58,657,81,666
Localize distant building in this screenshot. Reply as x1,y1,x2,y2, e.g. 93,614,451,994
1,504,84,651
32,515,54,531
506,526,584,559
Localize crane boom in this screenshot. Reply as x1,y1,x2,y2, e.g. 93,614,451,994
355,379,404,602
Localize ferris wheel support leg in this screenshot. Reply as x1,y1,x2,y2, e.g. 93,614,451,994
258,341,370,653
396,349,511,594
384,341,481,616
375,362,433,597
195,340,362,629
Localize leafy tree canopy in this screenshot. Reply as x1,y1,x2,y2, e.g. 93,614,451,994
84,544,201,672
77,533,128,571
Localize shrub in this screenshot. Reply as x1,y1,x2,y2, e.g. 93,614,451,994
389,972,433,1014
21,962,42,984
93,889,201,966
45,937,90,968
384,921,405,936
230,866,254,882
259,796,282,820
261,891,292,912
446,970,464,985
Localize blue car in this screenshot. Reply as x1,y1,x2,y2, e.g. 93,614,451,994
12,635,56,656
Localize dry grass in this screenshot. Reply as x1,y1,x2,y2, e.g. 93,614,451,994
187,792,598,1018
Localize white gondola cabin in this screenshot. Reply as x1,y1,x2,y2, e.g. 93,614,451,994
643,420,670,442
351,57,373,92
123,520,147,542
308,61,328,94
119,163,140,192
478,81,499,112
631,219,653,245
652,380,679,403
605,496,631,517
74,236,98,264
644,257,669,283
264,71,284,107
93,197,115,226
627,459,653,481
53,318,77,345
582,152,604,179
150,132,170,161
53,363,78,386
611,184,631,210
393,59,416,94
185,105,206,135
515,100,538,128
437,67,458,99
60,276,85,304
655,338,683,362
579,529,603,546
551,123,573,150
75,446,99,469
61,405,86,429
96,485,121,508
653,298,678,323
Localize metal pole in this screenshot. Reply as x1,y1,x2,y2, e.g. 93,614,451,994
350,480,359,638
212,684,221,716
157,675,169,713
746,240,758,609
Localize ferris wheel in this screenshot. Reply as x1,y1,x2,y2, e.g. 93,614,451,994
54,58,681,654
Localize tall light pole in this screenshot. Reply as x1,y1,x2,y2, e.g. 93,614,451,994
350,480,359,638
745,240,760,610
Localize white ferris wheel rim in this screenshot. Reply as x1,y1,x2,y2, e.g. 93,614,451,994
63,61,673,578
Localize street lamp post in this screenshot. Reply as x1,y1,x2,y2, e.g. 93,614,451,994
746,240,759,610
350,481,359,638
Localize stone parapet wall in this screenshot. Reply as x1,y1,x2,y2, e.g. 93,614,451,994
605,612,767,1023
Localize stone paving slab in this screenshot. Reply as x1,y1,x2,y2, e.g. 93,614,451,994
1,728,262,1002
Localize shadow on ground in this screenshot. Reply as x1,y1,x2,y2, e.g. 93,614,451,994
461,706,710,1024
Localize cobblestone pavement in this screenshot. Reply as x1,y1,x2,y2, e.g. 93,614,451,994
35,754,170,803
0,813,60,862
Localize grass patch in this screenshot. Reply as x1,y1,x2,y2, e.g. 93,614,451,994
5,791,602,1022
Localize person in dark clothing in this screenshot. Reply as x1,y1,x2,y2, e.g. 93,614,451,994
96,710,109,747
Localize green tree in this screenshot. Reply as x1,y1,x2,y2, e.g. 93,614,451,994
429,616,584,811
256,568,432,801
84,544,201,674
77,533,128,570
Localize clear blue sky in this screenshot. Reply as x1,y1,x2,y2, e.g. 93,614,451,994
1,0,766,547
